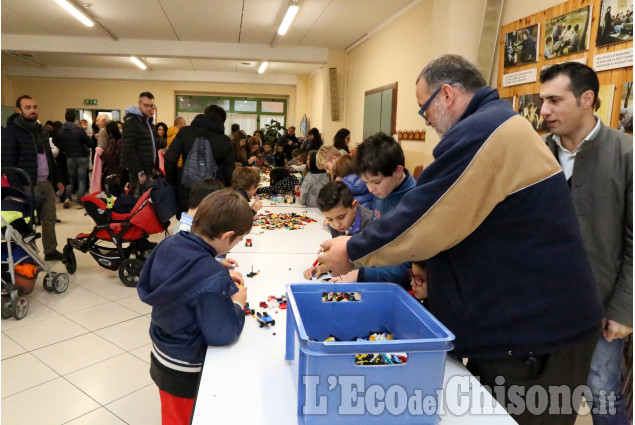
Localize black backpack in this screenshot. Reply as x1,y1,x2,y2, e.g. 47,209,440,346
181,136,219,187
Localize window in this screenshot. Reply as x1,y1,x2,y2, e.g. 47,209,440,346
233,100,257,112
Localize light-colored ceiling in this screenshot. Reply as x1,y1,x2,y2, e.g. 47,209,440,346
1,0,415,83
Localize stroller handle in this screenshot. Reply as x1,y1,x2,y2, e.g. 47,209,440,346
2,167,36,228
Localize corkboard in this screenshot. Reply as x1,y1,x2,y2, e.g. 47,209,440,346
497,0,633,130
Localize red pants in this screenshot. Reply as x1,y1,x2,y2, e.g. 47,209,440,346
159,390,195,425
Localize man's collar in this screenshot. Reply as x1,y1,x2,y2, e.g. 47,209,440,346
552,115,601,154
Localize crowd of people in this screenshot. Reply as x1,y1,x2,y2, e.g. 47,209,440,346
0,55,631,425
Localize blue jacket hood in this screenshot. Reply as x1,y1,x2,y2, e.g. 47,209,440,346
137,231,237,308
125,105,144,117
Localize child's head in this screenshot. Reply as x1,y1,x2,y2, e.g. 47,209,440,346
191,189,253,255
317,181,359,233
316,145,341,174
263,142,272,152
331,154,354,180
188,178,225,211
409,260,428,300
291,148,301,158
355,133,405,199
307,150,325,174
275,143,284,153
249,137,261,152
295,153,307,165
269,167,290,186
232,167,260,197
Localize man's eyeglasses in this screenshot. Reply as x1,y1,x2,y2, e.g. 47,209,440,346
418,80,458,121
408,269,426,286
141,102,155,109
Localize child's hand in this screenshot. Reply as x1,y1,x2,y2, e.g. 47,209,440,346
220,258,238,269
231,285,248,306
252,199,263,211
294,185,301,194
229,270,244,287
303,266,322,280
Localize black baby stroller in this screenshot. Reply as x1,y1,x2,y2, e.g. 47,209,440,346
1,168,69,320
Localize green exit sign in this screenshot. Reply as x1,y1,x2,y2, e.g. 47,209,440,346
84,99,98,105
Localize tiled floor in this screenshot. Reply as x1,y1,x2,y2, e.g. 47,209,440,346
2,200,162,425
1,198,599,425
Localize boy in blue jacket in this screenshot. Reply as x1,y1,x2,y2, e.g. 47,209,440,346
137,189,253,425
303,181,373,279
333,133,415,287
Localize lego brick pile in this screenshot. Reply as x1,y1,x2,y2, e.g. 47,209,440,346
315,331,409,366
254,211,317,230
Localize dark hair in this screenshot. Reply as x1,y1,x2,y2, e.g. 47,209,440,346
91,123,99,133
232,130,248,163
307,128,323,150
232,167,259,190
411,260,427,270
231,123,240,133
288,126,296,131
416,54,486,94
291,148,301,157
317,181,355,211
188,178,224,209
191,189,253,242
332,154,355,179
355,132,404,177
546,36,553,44
539,62,599,108
156,122,168,136
16,95,32,108
204,104,227,123
65,110,76,122
139,91,154,100
269,167,290,186
333,128,350,152
105,121,121,141
45,120,54,126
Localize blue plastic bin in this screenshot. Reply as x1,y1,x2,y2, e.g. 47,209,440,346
285,282,454,425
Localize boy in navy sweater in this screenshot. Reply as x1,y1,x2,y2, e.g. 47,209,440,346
333,133,415,288
304,181,373,279
138,190,253,425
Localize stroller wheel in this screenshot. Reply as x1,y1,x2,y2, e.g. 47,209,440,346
12,297,28,320
119,259,144,287
63,245,77,274
43,274,54,292
1,297,12,319
52,274,70,294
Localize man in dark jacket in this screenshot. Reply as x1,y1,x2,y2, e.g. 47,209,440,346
317,55,603,425
121,92,165,195
541,62,632,425
279,125,300,159
1,95,65,260
54,110,92,208
164,104,235,212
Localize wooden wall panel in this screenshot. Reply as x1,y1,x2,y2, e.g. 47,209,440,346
497,0,633,129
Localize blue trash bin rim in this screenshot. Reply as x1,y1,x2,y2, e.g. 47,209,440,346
286,282,455,355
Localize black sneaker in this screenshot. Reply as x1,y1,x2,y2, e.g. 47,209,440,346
44,250,64,261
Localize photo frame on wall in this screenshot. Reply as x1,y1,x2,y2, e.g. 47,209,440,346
597,84,615,125
544,6,592,59
504,24,540,68
597,0,633,48
619,82,633,133
518,94,549,132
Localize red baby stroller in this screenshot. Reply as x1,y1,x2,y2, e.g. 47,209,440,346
62,188,168,286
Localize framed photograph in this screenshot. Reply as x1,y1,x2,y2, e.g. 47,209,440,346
618,82,633,133
501,96,516,110
597,0,633,48
504,24,540,68
518,94,548,132
597,84,615,125
544,6,592,59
